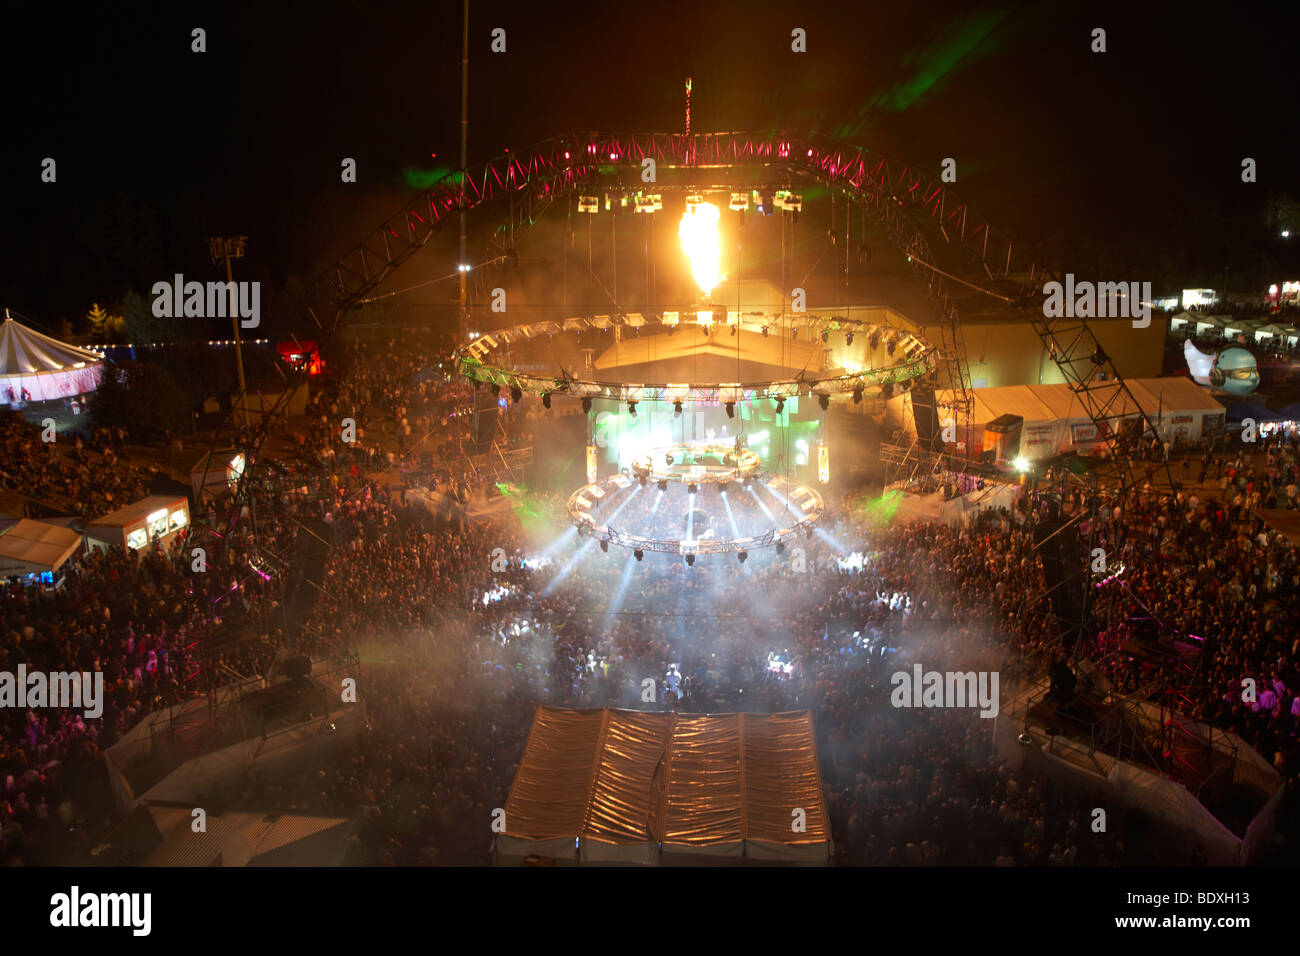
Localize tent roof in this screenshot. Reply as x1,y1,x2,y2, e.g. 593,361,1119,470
1126,377,1224,414
501,707,830,859
924,377,1220,426
0,317,104,378
0,518,82,572
88,496,187,529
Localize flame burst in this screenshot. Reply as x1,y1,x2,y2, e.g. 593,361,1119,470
679,201,721,295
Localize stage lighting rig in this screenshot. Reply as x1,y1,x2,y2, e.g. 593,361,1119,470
853,386,863,404
634,549,644,561
628,401,638,417
600,540,609,553
542,392,551,409
845,331,853,346
685,554,695,567
578,195,599,214
687,482,698,494
818,394,830,411
725,402,735,419
510,386,522,404
774,397,785,414
582,397,593,413
869,329,881,350
738,551,748,563
674,400,683,416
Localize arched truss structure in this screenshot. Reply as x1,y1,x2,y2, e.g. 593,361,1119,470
566,472,824,557
225,128,1177,646
456,313,936,403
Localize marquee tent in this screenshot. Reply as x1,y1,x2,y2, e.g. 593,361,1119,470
0,314,104,403
0,518,83,579
495,707,832,865
897,378,1224,459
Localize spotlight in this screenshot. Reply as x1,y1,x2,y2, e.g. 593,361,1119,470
792,327,799,340
600,540,609,553
665,453,674,466
542,392,552,409
852,386,863,404
776,541,786,555
510,386,522,404
582,397,593,413
819,394,830,411
688,482,698,494
761,326,768,337
738,550,748,563
845,331,854,346
667,325,675,336
674,400,683,416
887,337,897,357
774,397,785,414
634,549,644,561
821,329,830,343
720,481,730,492
725,402,735,419
730,324,737,336
628,401,637,417
1091,346,1109,366
869,330,881,350
657,479,668,491
685,553,695,567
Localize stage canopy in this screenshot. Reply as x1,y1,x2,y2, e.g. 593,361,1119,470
495,707,832,865
0,315,104,403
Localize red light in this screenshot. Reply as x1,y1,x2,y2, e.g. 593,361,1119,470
807,149,813,156
564,151,570,159
610,152,616,159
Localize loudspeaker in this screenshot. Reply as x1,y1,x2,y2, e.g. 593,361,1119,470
1033,514,1088,643
472,388,499,448
912,388,941,449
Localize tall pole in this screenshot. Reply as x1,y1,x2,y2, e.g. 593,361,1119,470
458,0,470,342
226,251,247,427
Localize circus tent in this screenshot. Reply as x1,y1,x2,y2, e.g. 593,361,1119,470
0,312,105,403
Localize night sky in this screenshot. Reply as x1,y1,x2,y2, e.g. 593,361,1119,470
3,0,1297,330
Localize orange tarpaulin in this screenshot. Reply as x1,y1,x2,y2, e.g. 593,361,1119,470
496,707,831,865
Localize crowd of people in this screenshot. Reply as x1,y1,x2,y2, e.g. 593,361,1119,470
3,335,1300,867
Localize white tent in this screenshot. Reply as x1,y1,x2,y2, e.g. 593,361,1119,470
0,314,104,403
0,518,83,579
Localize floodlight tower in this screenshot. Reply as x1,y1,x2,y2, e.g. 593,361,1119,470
208,235,249,426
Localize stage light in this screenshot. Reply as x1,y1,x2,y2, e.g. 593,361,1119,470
853,386,863,404
510,386,522,404
1014,456,1030,473
738,550,748,563
730,324,737,336
729,192,749,212
818,394,830,411
761,326,768,337
542,392,552,409
657,479,668,491
774,397,785,414
674,400,683,416
792,327,798,340
634,549,644,561
1091,346,1108,366
845,331,853,346
821,329,830,343
578,195,599,214
665,453,674,466
887,337,897,357
869,330,881,349
776,541,785,555
725,402,735,419
628,401,638,417
685,553,695,567
582,397,593,413
600,540,609,553
688,482,698,494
